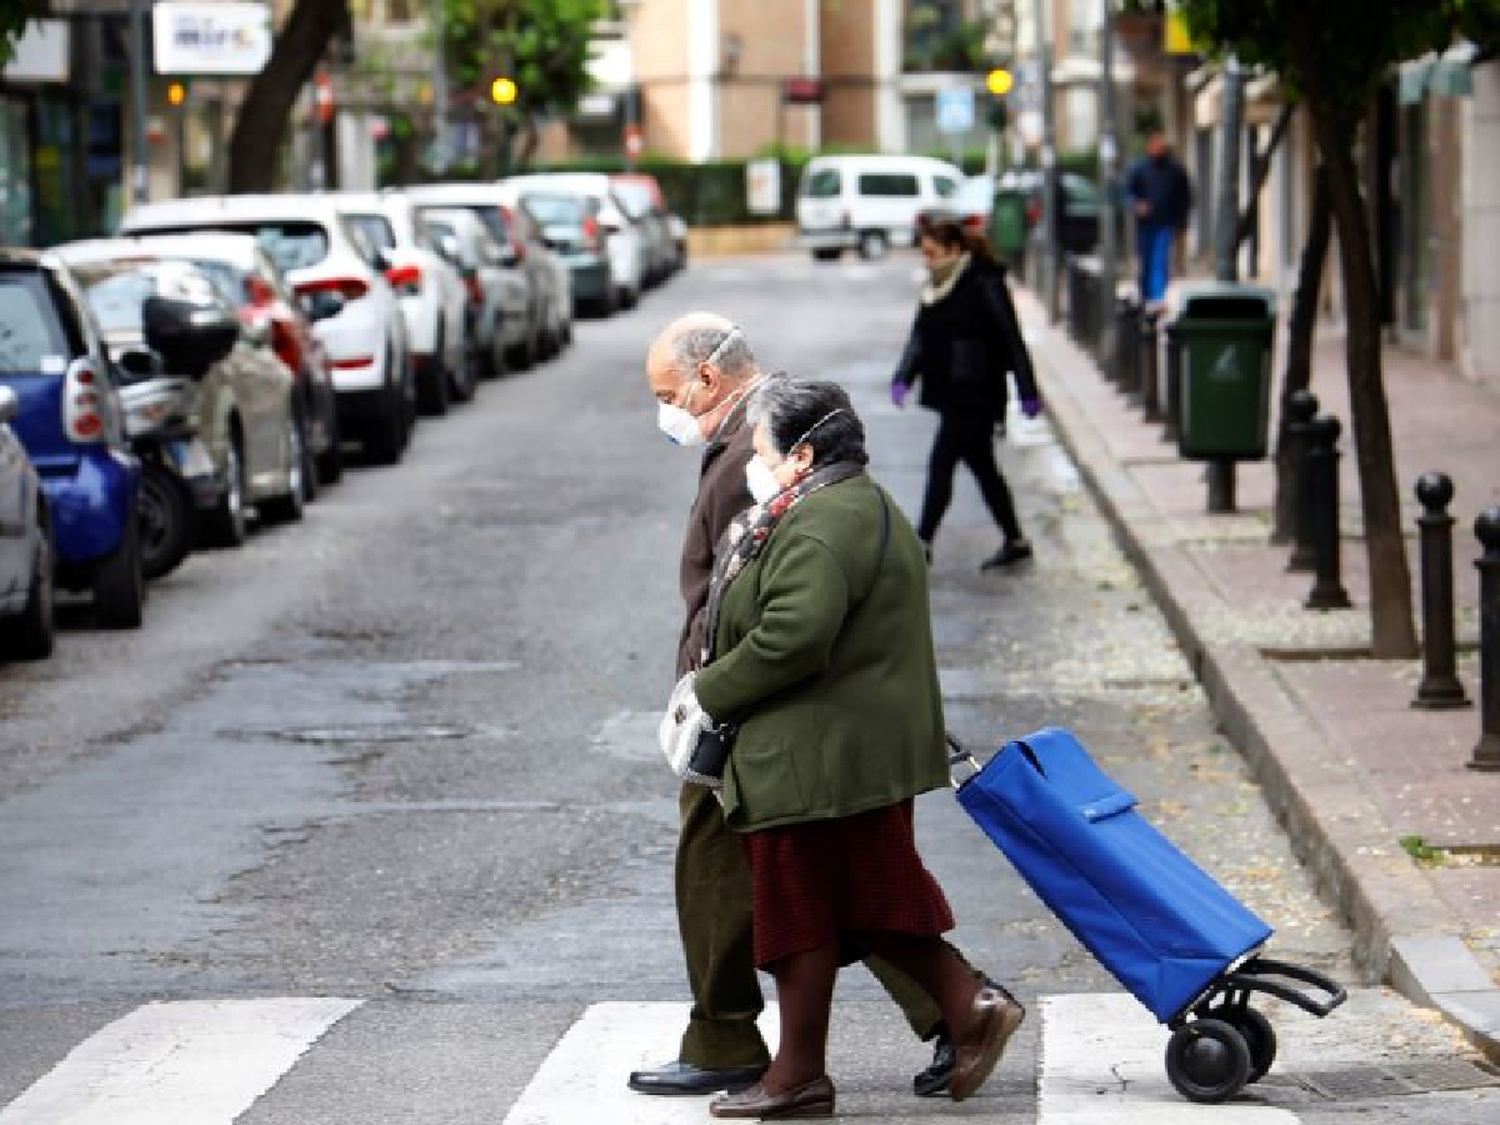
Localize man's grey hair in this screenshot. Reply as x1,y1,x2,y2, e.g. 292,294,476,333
670,324,756,378
748,377,867,466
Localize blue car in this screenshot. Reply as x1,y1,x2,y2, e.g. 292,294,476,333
0,384,53,659
0,250,144,628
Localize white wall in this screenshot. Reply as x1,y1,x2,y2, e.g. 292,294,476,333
1461,61,1500,387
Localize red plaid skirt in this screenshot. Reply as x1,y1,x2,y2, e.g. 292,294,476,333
741,799,956,967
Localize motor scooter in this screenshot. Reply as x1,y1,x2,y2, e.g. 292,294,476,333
119,376,217,581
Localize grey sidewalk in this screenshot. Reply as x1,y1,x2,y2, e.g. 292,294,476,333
1020,289,1500,1061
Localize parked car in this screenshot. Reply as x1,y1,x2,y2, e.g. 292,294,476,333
796,154,964,260
611,172,685,276
338,191,473,414
498,194,571,360
417,206,529,380
59,246,307,555
118,194,415,465
500,173,645,311
0,384,53,659
99,231,342,492
915,173,996,242
609,175,674,286
0,249,144,628
515,190,614,317
405,183,557,371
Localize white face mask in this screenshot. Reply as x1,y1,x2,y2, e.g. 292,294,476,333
745,456,782,505
658,400,705,447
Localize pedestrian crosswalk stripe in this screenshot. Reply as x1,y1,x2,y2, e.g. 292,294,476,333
0,997,360,1125
501,1002,781,1124
1038,993,1298,1123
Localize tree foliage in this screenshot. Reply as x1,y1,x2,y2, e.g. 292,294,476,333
442,0,600,119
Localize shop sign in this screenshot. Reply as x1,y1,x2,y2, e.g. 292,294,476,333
3,20,70,84
153,1,273,76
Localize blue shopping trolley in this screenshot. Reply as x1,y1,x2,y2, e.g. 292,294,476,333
952,726,1346,1104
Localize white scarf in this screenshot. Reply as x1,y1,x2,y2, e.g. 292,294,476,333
921,251,971,306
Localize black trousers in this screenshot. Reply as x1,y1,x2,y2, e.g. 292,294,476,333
917,411,1023,543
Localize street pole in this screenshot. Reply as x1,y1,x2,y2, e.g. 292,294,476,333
128,0,151,206
1207,53,1246,510
1097,0,1120,357
432,0,449,174
1035,0,1059,321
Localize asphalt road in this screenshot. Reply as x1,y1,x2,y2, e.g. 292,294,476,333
0,252,1495,1123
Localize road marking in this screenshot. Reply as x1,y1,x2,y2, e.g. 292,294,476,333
0,997,360,1125
1039,993,1298,1123
502,1002,780,1124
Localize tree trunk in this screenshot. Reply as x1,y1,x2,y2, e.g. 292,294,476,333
1271,163,1331,542
1310,105,1418,658
226,0,350,194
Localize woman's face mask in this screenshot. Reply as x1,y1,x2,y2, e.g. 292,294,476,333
745,455,782,505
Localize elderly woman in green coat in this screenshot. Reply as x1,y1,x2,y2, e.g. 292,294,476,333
686,378,1025,1120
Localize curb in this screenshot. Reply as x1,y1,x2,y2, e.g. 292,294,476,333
1027,305,1500,1061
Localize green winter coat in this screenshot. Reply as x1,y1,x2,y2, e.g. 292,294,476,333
692,473,949,832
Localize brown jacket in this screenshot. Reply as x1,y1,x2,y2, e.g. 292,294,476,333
677,402,756,676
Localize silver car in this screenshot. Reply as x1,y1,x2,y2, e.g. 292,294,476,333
418,207,529,380
0,384,52,660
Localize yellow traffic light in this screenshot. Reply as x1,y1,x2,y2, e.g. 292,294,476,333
167,81,188,108
490,76,518,105
986,68,1014,97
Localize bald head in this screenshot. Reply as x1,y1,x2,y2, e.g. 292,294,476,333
648,311,757,387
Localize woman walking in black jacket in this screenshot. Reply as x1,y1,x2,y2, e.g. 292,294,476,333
891,217,1040,570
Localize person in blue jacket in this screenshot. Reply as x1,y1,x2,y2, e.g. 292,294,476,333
891,218,1040,571
1125,132,1194,305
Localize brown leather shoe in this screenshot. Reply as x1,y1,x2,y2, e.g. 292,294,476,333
949,986,1026,1102
709,1075,835,1119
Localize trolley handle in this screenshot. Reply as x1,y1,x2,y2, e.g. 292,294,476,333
1226,957,1348,1019
946,733,981,789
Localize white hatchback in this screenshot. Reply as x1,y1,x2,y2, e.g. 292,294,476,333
796,154,964,261
119,194,415,464
500,173,645,309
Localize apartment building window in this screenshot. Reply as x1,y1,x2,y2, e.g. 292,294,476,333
383,0,422,24
1068,0,1099,55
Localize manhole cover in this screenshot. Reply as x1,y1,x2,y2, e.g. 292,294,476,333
271,725,472,746
1298,1059,1500,1100
1384,1060,1500,1092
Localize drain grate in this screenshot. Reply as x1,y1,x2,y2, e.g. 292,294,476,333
1297,1060,1500,1100
267,724,472,746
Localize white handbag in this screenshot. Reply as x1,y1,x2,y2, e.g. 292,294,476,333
658,672,731,790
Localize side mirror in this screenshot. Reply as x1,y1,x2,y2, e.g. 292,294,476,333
242,315,272,349
117,347,165,383
142,294,239,378
0,385,18,425
486,242,519,268
373,245,396,272
438,234,462,263
300,289,346,323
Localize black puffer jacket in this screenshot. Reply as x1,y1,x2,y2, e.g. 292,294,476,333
892,255,1038,420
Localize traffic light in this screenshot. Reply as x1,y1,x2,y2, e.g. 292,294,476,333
490,76,518,105
985,67,1012,130
166,81,188,108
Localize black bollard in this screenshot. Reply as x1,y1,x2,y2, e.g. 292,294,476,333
1207,461,1237,514
1285,390,1320,573
1140,309,1162,420
1412,473,1470,710
1163,327,1182,443
1115,295,1141,393
1471,508,1500,771
1304,415,1352,611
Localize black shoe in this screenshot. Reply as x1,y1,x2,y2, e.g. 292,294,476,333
919,538,933,565
912,1024,956,1097
980,538,1032,571
628,1059,770,1097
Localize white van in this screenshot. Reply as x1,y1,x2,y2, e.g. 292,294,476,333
796,154,964,261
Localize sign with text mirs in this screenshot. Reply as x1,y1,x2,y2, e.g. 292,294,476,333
152,2,273,76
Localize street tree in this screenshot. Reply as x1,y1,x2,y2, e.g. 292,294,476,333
1180,0,1500,658
226,0,351,193
0,2,47,68
441,0,600,174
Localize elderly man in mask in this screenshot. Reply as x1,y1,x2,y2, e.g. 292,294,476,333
632,312,971,1099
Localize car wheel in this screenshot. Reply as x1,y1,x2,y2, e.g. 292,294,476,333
202,435,249,549
857,230,888,260
507,324,537,371
3,512,55,660
365,363,407,465
416,332,451,416
812,247,842,262
316,410,344,486
620,286,639,310
92,506,146,630
259,415,307,524
137,463,195,580
448,336,477,403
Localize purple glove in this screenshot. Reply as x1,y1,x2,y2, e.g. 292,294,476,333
1020,397,1042,419
890,381,911,408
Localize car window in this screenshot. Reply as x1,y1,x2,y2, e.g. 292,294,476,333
0,270,71,375
346,213,398,255
470,207,510,246
934,176,959,199
612,183,651,220
522,194,584,224
74,262,225,336
185,258,248,307
802,167,841,198
858,173,920,198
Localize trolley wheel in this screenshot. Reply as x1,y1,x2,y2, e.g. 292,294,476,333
1204,1004,1277,1084
1165,1019,1251,1104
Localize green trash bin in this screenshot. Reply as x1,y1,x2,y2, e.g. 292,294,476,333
1166,284,1277,461
990,188,1028,262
